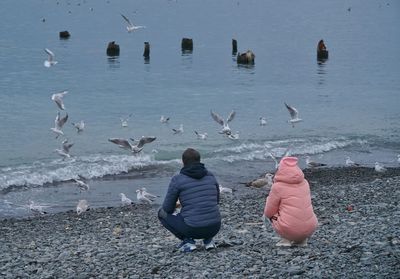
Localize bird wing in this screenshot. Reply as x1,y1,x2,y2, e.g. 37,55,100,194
44,48,55,60
108,138,132,149
226,110,236,123
62,141,74,153
210,110,224,126
137,136,156,148
120,13,133,27
58,113,68,128
284,102,298,119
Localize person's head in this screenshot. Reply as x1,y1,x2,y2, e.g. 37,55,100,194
182,148,201,166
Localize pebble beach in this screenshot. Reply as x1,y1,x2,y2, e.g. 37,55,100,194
1,167,400,278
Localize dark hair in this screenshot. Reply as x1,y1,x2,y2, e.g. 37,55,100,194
182,148,201,166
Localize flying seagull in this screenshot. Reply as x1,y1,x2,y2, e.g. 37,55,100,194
51,112,68,138
44,48,58,67
284,102,302,127
51,91,68,110
108,136,156,153
172,124,184,134
210,110,236,135
120,13,145,32
160,115,170,124
72,120,85,133
195,131,208,140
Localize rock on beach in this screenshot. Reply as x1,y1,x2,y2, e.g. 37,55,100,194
1,167,399,278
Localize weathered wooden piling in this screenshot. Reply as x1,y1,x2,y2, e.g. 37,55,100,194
237,50,255,65
181,38,193,52
59,31,70,39
143,42,150,59
232,39,238,55
106,41,120,56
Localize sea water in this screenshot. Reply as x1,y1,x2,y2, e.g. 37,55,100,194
0,0,399,217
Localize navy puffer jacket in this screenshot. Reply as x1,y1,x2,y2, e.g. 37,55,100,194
162,163,221,227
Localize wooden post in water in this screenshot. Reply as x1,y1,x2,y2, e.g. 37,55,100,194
59,30,71,39
143,42,150,60
181,38,193,52
106,41,120,56
232,39,238,55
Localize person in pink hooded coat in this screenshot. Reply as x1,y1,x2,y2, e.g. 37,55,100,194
264,156,318,246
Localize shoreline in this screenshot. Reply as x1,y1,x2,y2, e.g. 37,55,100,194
1,167,400,278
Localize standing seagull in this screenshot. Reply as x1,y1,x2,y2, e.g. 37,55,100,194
44,48,58,67
120,193,134,206
76,199,89,215
210,110,236,135
374,162,387,173
284,102,302,127
136,188,154,204
51,91,68,110
120,13,145,32
108,136,156,153
51,112,68,138
140,187,159,201
345,156,360,167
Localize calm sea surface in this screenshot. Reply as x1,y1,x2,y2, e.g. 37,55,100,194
0,0,399,217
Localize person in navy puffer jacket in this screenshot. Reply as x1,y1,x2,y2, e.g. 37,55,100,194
158,148,221,252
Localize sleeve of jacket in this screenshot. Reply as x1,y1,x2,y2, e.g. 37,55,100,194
162,176,180,214
264,184,280,218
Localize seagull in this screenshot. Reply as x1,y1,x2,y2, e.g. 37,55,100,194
172,124,184,134
219,185,233,194
28,201,49,215
260,117,267,126
306,156,327,168
136,189,153,204
210,110,236,135
76,199,89,215
73,176,89,192
140,187,159,201
120,193,134,206
108,136,156,153
50,112,68,138
54,148,71,160
242,173,274,188
195,131,208,140
120,114,132,128
227,131,239,140
284,102,302,127
72,120,85,133
51,91,68,110
267,152,279,170
160,115,170,124
120,13,145,32
62,139,74,154
374,162,386,173
44,48,58,67
345,156,360,167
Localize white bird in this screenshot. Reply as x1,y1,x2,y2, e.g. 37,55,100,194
28,201,49,215
260,117,267,126
73,177,89,192
160,115,170,124
284,102,302,127
76,199,89,215
120,13,145,32
140,187,159,201
136,189,153,204
242,173,274,188
374,162,387,173
120,193,133,206
54,148,71,160
195,131,208,140
227,131,239,140
268,152,279,170
108,136,156,153
50,112,68,138
44,48,58,67
345,156,360,167
172,124,184,134
306,156,326,168
51,91,68,110
120,114,132,128
219,185,233,194
72,120,85,133
62,139,74,154
210,110,236,135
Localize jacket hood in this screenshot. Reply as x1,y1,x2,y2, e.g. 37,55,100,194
274,157,304,184
180,162,208,179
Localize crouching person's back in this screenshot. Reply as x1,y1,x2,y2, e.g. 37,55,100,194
158,148,221,252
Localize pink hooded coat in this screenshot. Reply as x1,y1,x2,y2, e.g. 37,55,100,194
264,157,318,242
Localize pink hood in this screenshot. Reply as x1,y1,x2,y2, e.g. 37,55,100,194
264,156,318,241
